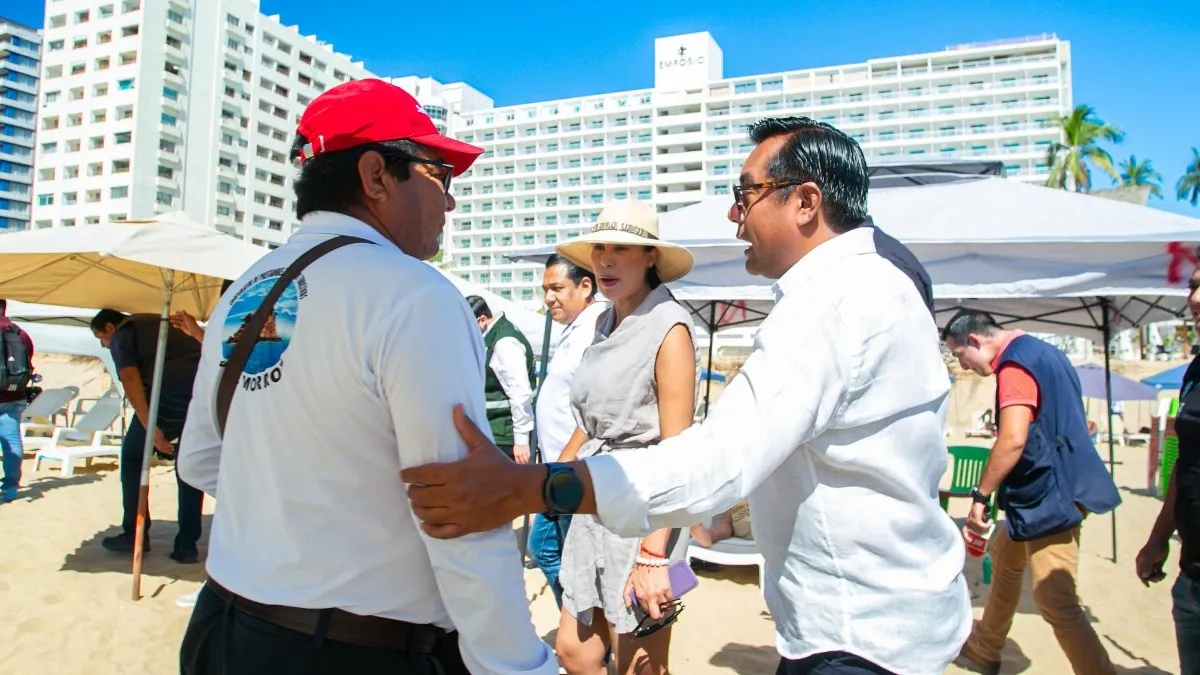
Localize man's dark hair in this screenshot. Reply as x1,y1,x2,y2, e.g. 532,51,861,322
0,298,6,315
466,295,492,319
290,136,423,218
941,309,1002,344
545,254,597,299
748,117,870,233
89,308,128,333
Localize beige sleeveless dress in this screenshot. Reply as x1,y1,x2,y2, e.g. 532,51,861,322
560,284,699,634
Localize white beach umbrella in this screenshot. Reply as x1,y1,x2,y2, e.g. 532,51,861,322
0,212,267,599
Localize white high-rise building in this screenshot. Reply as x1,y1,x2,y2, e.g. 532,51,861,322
30,0,374,247
0,17,42,232
436,32,1072,306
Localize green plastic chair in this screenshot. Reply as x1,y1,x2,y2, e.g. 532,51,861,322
940,445,999,521
1162,436,1179,497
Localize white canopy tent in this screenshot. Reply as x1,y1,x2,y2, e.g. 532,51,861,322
506,176,1200,562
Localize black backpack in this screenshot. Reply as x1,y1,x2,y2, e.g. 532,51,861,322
1,325,32,394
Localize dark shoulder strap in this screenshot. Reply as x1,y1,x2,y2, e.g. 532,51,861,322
216,235,372,437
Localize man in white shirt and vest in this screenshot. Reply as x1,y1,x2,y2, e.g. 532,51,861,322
528,254,604,607
177,78,557,675
467,296,536,463
402,116,971,675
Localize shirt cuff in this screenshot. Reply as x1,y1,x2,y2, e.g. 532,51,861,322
584,454,649,537
514,432,530,445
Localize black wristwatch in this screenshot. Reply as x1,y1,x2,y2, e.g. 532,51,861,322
969,487,991,505
543,463,583,515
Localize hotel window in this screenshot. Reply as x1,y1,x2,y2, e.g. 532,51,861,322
154,191,172,205
119,79,135,91
636,189,651,200
940,147,957,157
734,82,756,94
111,186,129,198
762,78,783,92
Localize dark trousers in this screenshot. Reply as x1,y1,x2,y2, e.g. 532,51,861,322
497,444,514,460
180,585,469,675
777,652,896,675
120,392,203,553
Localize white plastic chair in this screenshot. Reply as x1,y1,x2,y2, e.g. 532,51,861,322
687,537,766,595
19,386,81,452
32,390,124,477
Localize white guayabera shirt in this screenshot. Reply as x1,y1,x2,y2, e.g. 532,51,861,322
179,211,557,675
586,226,971,674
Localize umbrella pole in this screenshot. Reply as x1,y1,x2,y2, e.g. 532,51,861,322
1101,298,1118,564
132,272,175,600
703,303,717,418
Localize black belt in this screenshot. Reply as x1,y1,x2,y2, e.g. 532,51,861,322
205,577,450,654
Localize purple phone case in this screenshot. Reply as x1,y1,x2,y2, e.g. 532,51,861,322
629,560,699,606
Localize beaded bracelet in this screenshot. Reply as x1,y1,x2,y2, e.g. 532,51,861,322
635,555,671,567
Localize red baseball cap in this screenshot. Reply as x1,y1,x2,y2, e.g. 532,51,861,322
295,78,483,176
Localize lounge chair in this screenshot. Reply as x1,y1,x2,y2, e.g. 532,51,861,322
687,536,765,595
19,386,80,452
32,390,124,477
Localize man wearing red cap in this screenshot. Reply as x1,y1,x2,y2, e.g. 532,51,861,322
177,79,557,675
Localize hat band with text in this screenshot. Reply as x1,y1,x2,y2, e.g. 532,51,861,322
592,221,659,241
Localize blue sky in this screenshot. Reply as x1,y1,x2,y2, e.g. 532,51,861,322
12,0,1198,216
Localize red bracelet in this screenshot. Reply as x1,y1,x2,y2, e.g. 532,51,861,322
639,545,667,559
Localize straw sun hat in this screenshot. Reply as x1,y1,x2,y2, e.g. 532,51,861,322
553,200,694,283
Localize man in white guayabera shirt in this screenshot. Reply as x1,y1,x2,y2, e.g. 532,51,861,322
401,116,970,675
177,79,556,675
527,253,605,608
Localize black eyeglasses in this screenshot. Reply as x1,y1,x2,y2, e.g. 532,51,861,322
632,599,685,638
384,151,455,192
731,180,804,218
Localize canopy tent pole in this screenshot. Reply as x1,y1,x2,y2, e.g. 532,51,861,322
518,309,555,565
1100,297,1118,564
703,303,717,417
132,270,175,600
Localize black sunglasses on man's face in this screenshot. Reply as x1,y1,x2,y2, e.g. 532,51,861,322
385,151,454,192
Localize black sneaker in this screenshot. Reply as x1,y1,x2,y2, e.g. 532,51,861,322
101,533,150,554
169,548,200,564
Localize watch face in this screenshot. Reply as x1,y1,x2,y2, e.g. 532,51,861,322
549,470,583,512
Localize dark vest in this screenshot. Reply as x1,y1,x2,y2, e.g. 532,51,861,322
995,335,1121,541
483,314,535,446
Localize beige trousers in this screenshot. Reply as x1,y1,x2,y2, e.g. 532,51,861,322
967,524,1115,675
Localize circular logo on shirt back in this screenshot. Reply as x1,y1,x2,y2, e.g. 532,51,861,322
221,276,299,376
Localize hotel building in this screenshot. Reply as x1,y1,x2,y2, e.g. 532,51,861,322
444,32,1072,305
28,0,378,247
1,17,42,232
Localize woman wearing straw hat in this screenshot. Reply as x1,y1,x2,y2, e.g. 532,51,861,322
551,200,698,675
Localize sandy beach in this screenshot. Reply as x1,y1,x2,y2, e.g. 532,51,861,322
0,354,1186,673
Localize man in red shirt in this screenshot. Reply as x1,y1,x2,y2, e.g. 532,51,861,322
943,309,1118,675
0,298,35,502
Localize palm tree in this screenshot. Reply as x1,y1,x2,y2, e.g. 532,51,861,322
1044,104,1124,192
1117,155,1163,199
1178,148,1200,206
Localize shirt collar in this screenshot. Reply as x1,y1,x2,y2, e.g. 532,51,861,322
483,312,505,337
990,329,1027,372
772,227,875,302
294,211,399,250
558,301,604,343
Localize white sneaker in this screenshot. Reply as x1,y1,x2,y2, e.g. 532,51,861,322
175,589,200,608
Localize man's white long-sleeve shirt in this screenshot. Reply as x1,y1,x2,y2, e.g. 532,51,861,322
585,226,970,674
178,212,556,675
485,315,535,445
534,301,606,463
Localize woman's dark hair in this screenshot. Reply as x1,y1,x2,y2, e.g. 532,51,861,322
290,135,422,218
644,246,662,289
89,308,128,333
545,253,597,300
